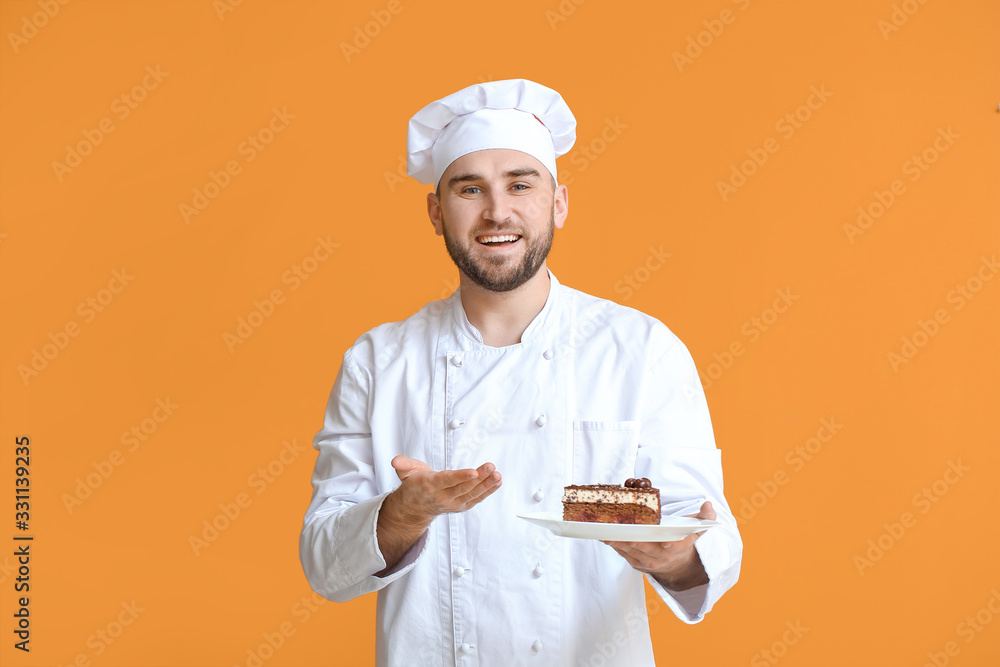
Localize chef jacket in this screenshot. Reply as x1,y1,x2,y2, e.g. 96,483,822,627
300,269,742,666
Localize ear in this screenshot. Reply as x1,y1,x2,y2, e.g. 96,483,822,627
427,191,444,236
552,183,569,230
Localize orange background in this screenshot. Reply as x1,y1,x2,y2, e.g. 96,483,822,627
1,0,998,665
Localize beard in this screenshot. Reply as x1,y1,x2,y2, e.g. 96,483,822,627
441,209,555,293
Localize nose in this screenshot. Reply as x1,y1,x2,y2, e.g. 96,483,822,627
482,189,513,224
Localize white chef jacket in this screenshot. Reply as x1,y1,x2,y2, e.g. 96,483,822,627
300,269,742,667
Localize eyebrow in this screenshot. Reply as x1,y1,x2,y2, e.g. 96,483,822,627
447,168,542,190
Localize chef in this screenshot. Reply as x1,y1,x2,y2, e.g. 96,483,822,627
299,79,742,666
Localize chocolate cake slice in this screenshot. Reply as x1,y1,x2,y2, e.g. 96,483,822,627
562,478,661,525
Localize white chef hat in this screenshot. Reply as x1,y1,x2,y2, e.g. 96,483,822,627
406,79,576,191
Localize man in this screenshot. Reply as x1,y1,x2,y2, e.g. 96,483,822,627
299,79,742,666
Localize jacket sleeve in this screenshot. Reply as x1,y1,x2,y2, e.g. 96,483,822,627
298,347,429,602
634,333,743,623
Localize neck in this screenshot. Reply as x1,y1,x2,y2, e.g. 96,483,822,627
459,266,551,347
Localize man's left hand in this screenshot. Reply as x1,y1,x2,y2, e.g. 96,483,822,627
602,500,715,591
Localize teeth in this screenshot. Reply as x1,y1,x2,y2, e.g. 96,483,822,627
479,234,520,244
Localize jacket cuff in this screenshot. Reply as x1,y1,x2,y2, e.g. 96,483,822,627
644,524,741,623
373,496,430,580
332,491,429,589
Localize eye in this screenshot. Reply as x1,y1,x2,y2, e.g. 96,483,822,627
461,186,482,195
511,183,529,191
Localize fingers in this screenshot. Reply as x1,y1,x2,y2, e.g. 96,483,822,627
391,455,432,480
684,500,717,521
392,456,502,512
604,541,675,558
453,468,502,507
603,540,687,573
603,541,668,571
390,454,411,473
436,467,483,488
437,462,495,492
607,545,644,570
467,463,502,498
392,456,488,488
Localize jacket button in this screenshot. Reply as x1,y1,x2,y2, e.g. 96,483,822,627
543,349,554,360
449,418,465,429
452,355,463,367
535,415,547,427
531,640,543,653
533,489,545,502
453,566,466,578
532,563,544,577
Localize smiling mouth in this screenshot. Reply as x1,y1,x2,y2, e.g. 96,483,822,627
477,234,522,246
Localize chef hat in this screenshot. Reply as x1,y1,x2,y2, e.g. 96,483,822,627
406,79,576,191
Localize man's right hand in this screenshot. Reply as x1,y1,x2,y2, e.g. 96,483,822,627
374,456,502,576
388,455,503,524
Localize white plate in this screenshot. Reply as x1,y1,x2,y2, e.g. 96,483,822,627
517,512,719,542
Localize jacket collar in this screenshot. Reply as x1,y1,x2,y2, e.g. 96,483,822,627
451,268,561,346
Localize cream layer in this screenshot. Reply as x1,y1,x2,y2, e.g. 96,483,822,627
562,488,658,511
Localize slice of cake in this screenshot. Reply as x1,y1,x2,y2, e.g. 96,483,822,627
562,478,661,524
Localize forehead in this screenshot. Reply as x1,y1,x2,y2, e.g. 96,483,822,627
440,148,547,183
